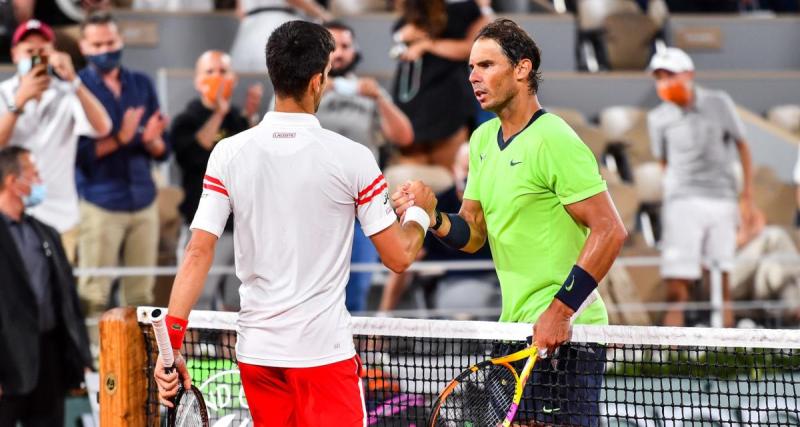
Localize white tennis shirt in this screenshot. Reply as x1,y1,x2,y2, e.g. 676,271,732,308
191,112,396,367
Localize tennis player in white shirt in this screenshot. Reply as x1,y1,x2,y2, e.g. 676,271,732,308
153,21,436,426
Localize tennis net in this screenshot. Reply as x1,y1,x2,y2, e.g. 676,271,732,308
135,307,800,426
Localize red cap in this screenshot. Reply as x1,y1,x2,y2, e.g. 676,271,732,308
12,20,55,47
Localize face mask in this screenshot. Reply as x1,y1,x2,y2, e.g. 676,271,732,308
22,182,46,208
17,57,32,75
657,79,692,107
332,77,359,97
200,75,234,105
87,49,123,74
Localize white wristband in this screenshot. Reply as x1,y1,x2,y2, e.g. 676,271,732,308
70,76,82,92
402,206,430,232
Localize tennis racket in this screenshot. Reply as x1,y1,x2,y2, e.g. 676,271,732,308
427,345,538,427
151,308,210,427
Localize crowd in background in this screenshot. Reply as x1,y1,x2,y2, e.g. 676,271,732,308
0,0,799,423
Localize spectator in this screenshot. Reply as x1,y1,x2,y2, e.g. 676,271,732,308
732,206,800,322
76,11,169,318
390,0,489,170
320,21,414,311
0,146,92,426
647,47,754,328
172,50,260,310
0,19,111,263
379,144,498,316
229,0,333,72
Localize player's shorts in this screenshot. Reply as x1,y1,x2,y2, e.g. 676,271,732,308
661,196,737,280
492,341,606,427
239,355,366,427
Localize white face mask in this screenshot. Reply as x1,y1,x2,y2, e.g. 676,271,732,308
332,77,359,97
16,57,33,76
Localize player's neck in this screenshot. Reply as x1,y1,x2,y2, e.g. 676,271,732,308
497,93,542,141
274,96,316,115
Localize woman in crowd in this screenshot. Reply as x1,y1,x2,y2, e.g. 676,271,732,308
390,0,490,169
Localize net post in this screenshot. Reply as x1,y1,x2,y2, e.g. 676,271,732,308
99,307,150,426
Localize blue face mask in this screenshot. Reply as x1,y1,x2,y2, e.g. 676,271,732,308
17,57,33,76
23,182,46,208
87,49,123,74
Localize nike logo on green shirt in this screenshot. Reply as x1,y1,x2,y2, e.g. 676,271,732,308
510,160,523,166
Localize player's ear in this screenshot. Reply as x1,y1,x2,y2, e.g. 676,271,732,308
514,58,533,81
310,72,324,93
515,59,532,83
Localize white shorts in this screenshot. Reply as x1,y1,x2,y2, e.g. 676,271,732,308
660,197,738,279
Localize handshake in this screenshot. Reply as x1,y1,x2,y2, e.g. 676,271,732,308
392,180,439,227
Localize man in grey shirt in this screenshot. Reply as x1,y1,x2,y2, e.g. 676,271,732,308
647,47,754,328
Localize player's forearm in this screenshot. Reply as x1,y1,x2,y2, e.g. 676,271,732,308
575,217,627,283
432,211,487,253
388,223,425,273
168,239,215,320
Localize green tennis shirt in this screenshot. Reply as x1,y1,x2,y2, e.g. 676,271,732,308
463,110,609,326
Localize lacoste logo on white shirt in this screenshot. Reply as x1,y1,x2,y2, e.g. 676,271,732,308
273,132,296,138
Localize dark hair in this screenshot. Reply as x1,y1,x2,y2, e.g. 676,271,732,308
476,19,542,94
0,146,29,190
323,20,355,37
266,21,335,101
81,10,116,34
401,0,447,38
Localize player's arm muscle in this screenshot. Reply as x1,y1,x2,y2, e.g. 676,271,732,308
564,191,627,281
370,221,426,273
168,229,218,319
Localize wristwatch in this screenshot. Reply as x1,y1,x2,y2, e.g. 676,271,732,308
6,100,22,115
431,209,443,231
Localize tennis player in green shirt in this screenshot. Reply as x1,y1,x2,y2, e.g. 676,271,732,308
394,19,627,426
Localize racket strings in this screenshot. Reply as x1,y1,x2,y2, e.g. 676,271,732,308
174,390,205,427
435,364,517,427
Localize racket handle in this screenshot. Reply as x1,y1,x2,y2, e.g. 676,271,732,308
151,308,175,372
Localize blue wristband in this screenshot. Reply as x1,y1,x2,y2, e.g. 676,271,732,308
554,265,598,312
436,213,471,249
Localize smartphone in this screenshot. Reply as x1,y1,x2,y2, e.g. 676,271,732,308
30,55,59,79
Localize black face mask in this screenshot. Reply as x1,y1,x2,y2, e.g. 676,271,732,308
329,52,361,78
